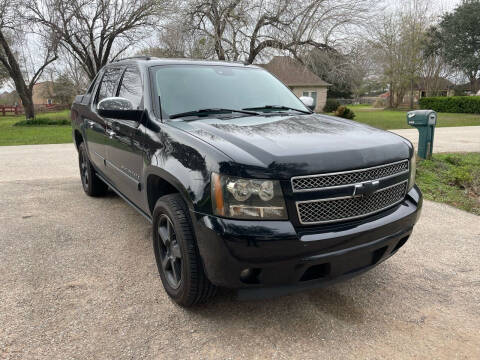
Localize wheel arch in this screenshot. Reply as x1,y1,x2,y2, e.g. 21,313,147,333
145,168,197,216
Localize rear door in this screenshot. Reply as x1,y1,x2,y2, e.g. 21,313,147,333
84,67,124,171
103,65,146,209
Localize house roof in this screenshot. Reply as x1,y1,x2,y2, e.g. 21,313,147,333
258,56,330,87
415,77,454,90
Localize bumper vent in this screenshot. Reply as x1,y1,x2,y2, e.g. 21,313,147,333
296,181,408,224
291,160,409,192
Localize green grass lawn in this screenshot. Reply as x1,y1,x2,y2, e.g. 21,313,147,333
0,110,72,146
416,153,480,215
345,105,480,130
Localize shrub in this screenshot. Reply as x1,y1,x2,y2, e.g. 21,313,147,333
373,98,386,108
419,96,480,114
14,117,70,126
323,98,341,113
334,106,355,119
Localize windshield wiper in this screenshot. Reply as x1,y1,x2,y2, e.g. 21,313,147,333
169,108,259,119
243,105,312,114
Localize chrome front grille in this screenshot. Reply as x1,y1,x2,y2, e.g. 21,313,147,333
291,160,409,192
296,181,408,225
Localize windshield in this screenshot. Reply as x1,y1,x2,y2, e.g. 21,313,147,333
152,65,309,118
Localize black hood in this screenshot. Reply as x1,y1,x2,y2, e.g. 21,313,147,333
169,114,412,179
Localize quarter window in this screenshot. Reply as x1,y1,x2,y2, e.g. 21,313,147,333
118,66,143,109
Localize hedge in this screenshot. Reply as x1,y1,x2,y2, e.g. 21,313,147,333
419,96,480,114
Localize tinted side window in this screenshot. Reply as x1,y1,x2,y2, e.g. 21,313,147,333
118,66,143,109
96,67,123,104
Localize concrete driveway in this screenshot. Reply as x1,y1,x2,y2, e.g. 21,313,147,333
391,126,480,153
1,144,479,359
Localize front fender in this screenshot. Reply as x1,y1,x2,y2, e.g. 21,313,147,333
142,120,232,215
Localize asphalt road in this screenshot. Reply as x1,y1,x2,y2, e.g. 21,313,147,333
1,144,479,359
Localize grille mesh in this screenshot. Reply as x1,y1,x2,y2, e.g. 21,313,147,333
297,182,407,224
292,160,409,191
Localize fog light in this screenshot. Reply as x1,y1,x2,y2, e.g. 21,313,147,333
240,268,252,281
239,268,261,284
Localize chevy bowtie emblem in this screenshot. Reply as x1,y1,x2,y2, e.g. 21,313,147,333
353,180,380,198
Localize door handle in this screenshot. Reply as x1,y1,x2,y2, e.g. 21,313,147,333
106,129,116,139
87,120,95,128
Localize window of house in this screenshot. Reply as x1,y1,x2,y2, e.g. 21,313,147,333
118,66,143,109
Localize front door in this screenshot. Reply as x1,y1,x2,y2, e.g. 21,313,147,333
104,65,146,210
86,67,124,171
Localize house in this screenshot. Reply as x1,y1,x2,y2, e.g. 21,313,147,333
31,81,56,105
455,80,480,96
1,81,57,107
258,56,330,112
384,77,455,106
0,90,18,105
414,77,455,99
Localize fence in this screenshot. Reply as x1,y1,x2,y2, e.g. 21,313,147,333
0,104,69,116
0,105,21,116
335,97,381,105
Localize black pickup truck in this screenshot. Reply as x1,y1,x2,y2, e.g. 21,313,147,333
71,57,422,306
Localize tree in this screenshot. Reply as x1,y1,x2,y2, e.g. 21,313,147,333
186,0,243,61
184,0,375,64
369,0,430,108
304,45,373,99
427,0,480,93
27,0,170,80
0,0,58,119
139,21,216,59
0,62,8,85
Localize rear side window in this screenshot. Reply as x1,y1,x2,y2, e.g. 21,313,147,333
96,67,123,104
118,66,143,109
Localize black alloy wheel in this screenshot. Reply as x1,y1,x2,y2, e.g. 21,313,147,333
78,142,108,197
157,214,182,289
152,194,216,306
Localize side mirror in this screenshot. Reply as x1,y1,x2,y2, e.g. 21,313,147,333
97,97,143,122
299,96,315,111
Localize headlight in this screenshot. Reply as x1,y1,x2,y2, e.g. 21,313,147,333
408,149,416,191
211,173,287,220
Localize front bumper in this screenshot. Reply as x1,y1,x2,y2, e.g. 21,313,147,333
192,185,422,296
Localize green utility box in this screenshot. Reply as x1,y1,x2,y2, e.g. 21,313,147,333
407,110,437,159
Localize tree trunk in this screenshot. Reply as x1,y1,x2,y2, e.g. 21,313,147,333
389,85,394,109
0,30,36,119
470,77,478,94
409,78,414,109
21,94,35,120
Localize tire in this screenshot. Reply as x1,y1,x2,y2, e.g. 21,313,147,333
78,142,108,197
152,193,217,306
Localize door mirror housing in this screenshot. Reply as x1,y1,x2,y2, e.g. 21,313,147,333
299,96,315,111
97,97,143,122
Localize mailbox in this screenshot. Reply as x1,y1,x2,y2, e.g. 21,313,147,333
407,110,437,159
